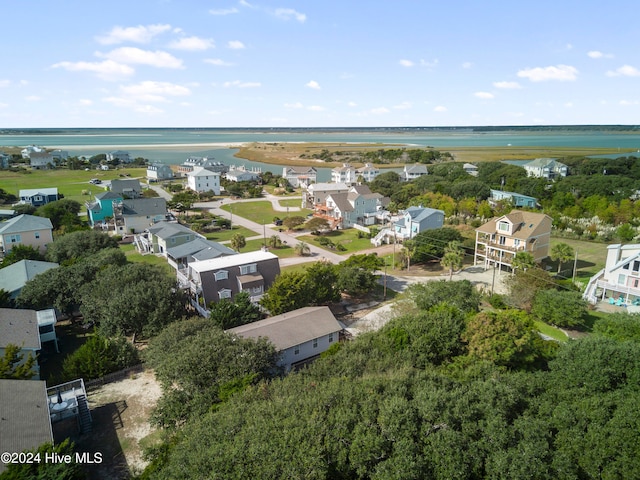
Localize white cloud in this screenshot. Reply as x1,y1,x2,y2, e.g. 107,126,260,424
133,104,164,114
274,8,306,22
619,100,639,106
564,102,573,107
399,59,414,67
119,81,191,101
347,101,357,107
370,107,390,114
588,50,613,59
433,105,447,112
209,7,239,15
169,36,215,51
97,47,184,69
306,80,321,90
25,95,41,102
474,91,494,99
493,81,522,89
307,105,325,111
517,64,578,82
223,80,261,88
420,59,439,68
51,60,135,81
462,62,473,69
284,102,303,109
393,101,412,110
205,58,234,67
606,65,640,77
78,99,93,106
0,80,9,87
227,40,245,50
95,24,172,45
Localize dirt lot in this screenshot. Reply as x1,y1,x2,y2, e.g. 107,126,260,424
68,370,162,479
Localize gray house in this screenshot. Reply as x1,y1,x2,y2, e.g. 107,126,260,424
112,198,168,234
394,206,445,240
147,163,174,181
0,259,59,300
0,308,42,378
227,306,343,372
110,179,142,199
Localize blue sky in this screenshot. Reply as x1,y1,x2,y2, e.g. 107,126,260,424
1,0,639,128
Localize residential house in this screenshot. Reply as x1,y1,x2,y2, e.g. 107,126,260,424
110,178,142,198
583,243,640,305
136,221,200,256
0,308,42,378
0,214,54,254
225,165,261,182
394,206,445,240
167,237,235,272
36,309,59,353
474,210,552,270
282,166,317,188
182,250,280,316
331,164,358,184
50,149,68,163
0,152,11,169
302,182,349,208
318,185,390,229
177,157,228,176
187,167,221,195
19,188,59,207
227,306,343,372
106,150,131,164
29,151,55,169
86,191,123,226
0,210,15,220
489,189,538,209
147,163,174,182
112,198,168,234
355,163,380,183
0,259,59,301
402,163,428,181
523,158,568,179
0,379,53,473
21,145,45,159
463,163,479,176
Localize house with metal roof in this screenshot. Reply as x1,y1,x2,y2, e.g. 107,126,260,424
147,163,174,182
402,163,428,181
523,158,568,179
474,210,552,271
112,198,168,234
0,308,42,378
394,206,445,240
0,379,53,473
0,214,54,254
136,221,200,255
227,306,343,372
489,189,538,209
19,188,59,207
106,150,131,164
0,259,59,300
183,250,280,316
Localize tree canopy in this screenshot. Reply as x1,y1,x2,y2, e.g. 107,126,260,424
45,230,119,264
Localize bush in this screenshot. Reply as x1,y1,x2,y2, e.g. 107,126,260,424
61,335,140,381
487,294,507,309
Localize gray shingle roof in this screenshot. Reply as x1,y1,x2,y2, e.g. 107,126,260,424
0,308,41,350
120,198,167,216
167,237,235,260
227,306,342,351
0,379,52,472
0,260,59,296
148,222,196,240
0,214,53,235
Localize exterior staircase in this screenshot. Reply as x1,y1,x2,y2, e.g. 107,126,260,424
76,394,93,434
371,228,392,247
582,268,604,304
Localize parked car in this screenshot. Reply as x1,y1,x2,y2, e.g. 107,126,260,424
89,178,102,185
274,219,283,226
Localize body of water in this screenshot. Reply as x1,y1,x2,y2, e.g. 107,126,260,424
2,127,639,182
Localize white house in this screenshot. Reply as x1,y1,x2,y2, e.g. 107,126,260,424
227,306,343,372
147,163,174,181
331,164,358,184
21,145,45,159
178,157,228,176
463,163,479,176
106,150,131,164
402,164,429,181
523,158,568,179
29,152,55,169
225,165,261,182
282,166,317,187
303,182,350,208
187,167,221,195
355,163,380,183
584,243,640,305
319,185,390,229
394,206,444,240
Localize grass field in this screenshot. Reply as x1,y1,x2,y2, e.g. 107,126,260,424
203,226,258,242
277,198,304,208
239,238,299,258
547,237,608,280
533,320,569,342
0,166,148,205
220,201,312,225
120,243,173,274
298,229,374,255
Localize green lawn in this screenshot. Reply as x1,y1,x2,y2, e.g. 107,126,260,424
277,198,304,208
533,320,569,342
220,201,279,225
279,263,315,275
203,226,258,242
547,237,608,280
240,238,298,258
0,166,148,205
298,229,374,255
120,243,173,274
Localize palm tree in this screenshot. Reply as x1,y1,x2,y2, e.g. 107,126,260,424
441,241,464,280
294,241,311,256
268,235,282,248
550,242,574,275
230,233,246,252
511,251,536,272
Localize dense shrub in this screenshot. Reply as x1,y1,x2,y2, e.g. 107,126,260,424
61,335,140,381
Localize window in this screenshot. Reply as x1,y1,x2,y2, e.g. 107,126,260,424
618,274,626,285
634,261,640,272
214,270,228,281
328,333,334,343
294,346,300,355
499,236,506,246
313,338,318,349
34,232,40,239
498,221,509,232
251,286,263,294
514,239,520,247
218,289,232,299
39,324,54,334
240,263,257,275
7,234,21,244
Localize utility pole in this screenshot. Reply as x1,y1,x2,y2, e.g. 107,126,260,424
383,260,387,300
572,249,578,283
491,261,497,295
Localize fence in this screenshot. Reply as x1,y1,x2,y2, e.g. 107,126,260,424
85,363,146,391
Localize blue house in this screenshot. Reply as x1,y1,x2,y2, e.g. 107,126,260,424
394,206,445,240
489,189,538,209
19,188,59,207
86,191,123,226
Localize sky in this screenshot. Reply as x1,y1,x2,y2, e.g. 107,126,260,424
1,0,639,128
